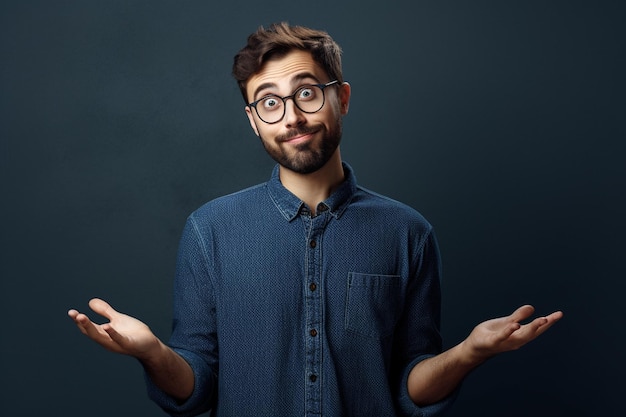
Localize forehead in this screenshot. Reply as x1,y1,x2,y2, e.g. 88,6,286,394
246,50,328,99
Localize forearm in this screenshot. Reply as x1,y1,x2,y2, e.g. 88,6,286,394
140,339,195,401
407,341,484,406
408,305,564,406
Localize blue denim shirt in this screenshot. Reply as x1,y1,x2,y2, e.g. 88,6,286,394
146,163,457,417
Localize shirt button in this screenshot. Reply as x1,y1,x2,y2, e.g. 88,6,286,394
309,374,317,382
309,283,317,291
309,240,316,248
309,329,318,337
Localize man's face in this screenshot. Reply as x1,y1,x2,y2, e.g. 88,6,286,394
244,50,350,175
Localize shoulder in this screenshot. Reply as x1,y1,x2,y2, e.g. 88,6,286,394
350,186,432,228
189,182,268,223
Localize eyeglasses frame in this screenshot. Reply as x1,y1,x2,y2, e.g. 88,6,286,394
247,80,340,124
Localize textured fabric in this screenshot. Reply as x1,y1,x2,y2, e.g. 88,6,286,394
146,162,458,417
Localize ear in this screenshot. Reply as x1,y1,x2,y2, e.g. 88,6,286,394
245,106,260,136
338,82,351,116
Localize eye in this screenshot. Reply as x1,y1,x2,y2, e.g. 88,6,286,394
259,96,281,111
297,87,316,101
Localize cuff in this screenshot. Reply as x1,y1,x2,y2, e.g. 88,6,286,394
396,354,462,417
145,348,216,417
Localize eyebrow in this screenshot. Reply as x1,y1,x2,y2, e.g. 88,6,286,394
251,72,321,102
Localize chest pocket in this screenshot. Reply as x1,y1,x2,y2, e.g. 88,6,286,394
345,272,403,339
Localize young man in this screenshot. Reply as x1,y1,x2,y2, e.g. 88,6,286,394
68,23,563,416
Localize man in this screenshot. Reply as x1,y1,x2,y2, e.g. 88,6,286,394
68,22,562,417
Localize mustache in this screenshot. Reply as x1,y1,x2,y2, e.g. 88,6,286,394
275,125,319,142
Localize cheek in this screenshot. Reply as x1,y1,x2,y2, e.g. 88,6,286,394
326,98,343,118
257,126,279,144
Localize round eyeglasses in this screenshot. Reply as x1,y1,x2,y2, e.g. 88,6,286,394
247,80,339,124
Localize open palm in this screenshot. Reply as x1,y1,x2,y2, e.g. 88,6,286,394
68,298,159,359
465,305,563,360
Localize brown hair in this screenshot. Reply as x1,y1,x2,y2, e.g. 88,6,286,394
232,22,343,103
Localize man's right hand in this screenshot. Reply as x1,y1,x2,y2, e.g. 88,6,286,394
68,298,160,360
68,298,196,400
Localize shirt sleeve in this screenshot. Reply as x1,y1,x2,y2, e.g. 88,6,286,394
394,228,461,417
145,215,219,416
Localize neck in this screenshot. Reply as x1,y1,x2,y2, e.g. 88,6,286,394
279,150,344,215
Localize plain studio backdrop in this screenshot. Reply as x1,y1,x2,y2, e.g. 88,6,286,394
1,1,624,416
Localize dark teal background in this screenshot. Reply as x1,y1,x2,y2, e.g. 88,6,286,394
1,1,624,416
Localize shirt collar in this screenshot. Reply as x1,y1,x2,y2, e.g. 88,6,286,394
267,162,358,222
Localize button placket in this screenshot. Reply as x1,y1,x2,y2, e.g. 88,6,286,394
301,211,328,416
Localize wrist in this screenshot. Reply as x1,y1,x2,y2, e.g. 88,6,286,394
457,340,491,368
136,337,167,364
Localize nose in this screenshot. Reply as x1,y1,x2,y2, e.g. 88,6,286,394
283,98,305,127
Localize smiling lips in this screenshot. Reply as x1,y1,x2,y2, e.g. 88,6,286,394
284,133,313,145
278,127,319,144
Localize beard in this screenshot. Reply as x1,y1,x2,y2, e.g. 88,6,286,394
259,118,342,175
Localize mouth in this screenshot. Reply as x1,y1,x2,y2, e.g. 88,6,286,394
284,133,314,145
278,127,319,144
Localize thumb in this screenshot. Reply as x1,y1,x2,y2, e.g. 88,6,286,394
509,304,535,323
88,298,119,320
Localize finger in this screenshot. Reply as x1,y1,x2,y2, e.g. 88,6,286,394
103,324,128,348
74,310,120,344
544,311,564,323
511,311,562,344
69,312,92,336
515,317,548,339
88,298,118,320
69,310,91,328
509,305,535,323
527,311,564,337
496,322,521,342
74,312,105,336
522,310,564,332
